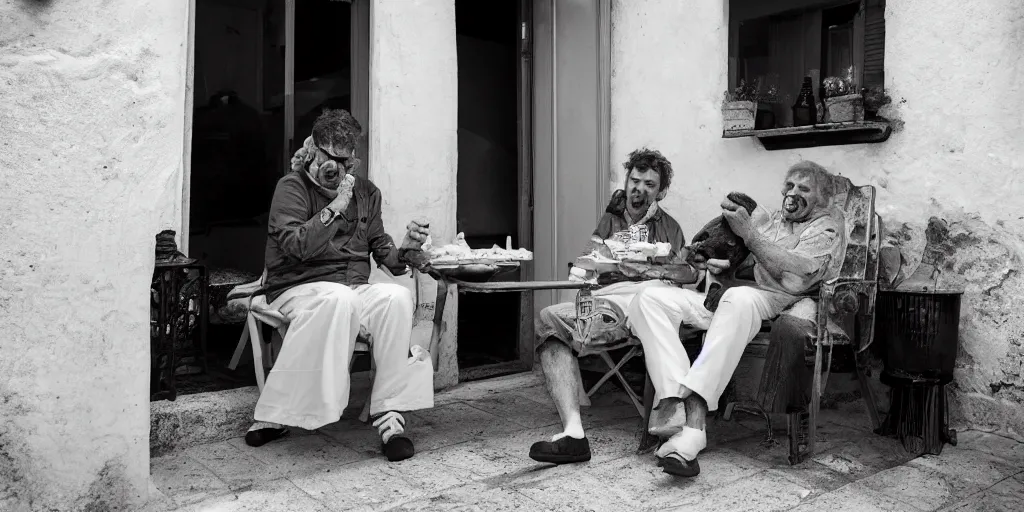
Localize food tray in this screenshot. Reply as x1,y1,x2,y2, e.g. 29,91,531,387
428,261,521,282
574,255,620,275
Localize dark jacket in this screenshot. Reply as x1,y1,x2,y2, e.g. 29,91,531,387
262,170,406,303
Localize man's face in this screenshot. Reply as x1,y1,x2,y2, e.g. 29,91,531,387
625,168,662,218
780,171,826,221
311,145,356,189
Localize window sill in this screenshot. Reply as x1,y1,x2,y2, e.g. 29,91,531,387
722,121,892,151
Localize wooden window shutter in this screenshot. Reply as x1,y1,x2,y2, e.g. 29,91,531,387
862,0,885,90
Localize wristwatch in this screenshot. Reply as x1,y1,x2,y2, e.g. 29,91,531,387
319,207,338,226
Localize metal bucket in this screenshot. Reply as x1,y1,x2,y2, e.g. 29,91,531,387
876,289,963,384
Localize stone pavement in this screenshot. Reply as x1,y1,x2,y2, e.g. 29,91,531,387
142,373,1024,512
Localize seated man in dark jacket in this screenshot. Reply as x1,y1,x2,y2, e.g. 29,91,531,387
245,109,433,463
528,148,691,464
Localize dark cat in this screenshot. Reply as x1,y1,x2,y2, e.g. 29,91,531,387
685,192,758,312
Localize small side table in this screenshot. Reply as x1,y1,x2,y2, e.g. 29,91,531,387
150,259,209,401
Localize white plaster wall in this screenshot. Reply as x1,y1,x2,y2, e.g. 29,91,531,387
610,0,1024,437
368,0,458,386
0,0,191,509
369,0,457,246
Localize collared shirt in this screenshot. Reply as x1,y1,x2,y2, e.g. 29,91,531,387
752,208,847,297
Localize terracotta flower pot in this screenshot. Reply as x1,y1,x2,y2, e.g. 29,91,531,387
723,100,757,132
824,93,864,123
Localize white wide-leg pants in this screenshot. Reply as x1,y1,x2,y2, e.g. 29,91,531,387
253,281,434,430
628,285,796,411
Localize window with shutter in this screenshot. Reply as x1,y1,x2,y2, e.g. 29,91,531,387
725,0,891,148
862,0,886,91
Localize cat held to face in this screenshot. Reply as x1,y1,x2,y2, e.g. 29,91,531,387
685,192,757,312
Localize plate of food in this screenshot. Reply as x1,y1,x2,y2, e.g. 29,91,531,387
574,252,620,275
424,233,533,281
605,239,673,262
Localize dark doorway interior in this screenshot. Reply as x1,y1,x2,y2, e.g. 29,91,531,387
454,0,523,373
184,0,354,395
189,0,352,275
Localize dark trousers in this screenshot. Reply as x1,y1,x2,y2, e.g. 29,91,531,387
756,314,817,414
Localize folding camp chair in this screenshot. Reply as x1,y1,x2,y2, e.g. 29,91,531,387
227,269,376,423
574,287,645,414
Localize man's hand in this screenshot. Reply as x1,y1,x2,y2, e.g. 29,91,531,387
401,219,430,250
328,174,357,213
721,196,757,242
705,258,731,275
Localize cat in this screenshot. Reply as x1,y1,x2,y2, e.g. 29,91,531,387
685,192,758,312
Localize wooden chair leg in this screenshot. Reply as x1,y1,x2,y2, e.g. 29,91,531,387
787,411,808,465
228,321,250,370
358,356,375,424
248,315,266,392
786,340,825,465
719,380,737,421
855,355,882,430
809,359,823,448
801,341,825,464
638,372,659,453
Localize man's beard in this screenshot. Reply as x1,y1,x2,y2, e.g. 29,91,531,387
629,190,650,211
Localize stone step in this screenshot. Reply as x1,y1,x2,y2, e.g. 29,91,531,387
150,371,545,457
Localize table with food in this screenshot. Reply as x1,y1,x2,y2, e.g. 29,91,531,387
572,238,701,286
413,233,700,371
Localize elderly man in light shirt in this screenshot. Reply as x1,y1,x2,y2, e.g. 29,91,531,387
629,161,847,477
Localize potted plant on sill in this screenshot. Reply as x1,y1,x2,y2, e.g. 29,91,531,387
821,67,864,124
723,78,761,132
862,85,892,120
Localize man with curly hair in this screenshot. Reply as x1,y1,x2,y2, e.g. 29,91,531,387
528,148,688,464
245,108,433,462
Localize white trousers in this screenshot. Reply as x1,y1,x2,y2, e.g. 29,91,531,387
592,279,676,311
628,285,796,411
253,281,434,430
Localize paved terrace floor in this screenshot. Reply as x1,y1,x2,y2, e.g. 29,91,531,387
143,373,1024,512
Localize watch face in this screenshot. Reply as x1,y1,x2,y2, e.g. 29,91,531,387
320,208,332,226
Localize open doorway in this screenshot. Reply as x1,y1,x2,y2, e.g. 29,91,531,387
454,0,532,378
184,0,368,395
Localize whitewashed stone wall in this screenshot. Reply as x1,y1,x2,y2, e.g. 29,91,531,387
368,0,459,388
0,0,191,510
610,0,1024,438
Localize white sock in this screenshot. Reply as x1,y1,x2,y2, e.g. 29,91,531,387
372,411,406,444
656,426,707,461
551,416,585,441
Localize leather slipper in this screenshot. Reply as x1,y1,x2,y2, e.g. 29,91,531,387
244,427,289,447
657,455,701,478
382,436,415,462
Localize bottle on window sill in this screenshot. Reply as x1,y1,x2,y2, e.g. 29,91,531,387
792,76,817,127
